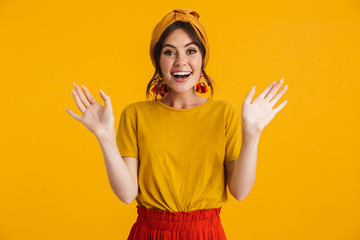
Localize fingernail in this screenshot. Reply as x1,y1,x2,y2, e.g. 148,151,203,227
74,82,76,86
82,84,86,89
99,89,104,94
71,89,74,93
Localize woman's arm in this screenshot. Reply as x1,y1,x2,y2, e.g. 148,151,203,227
97,131,139,204
226,127,260,200
226,78,288,200
66,83,138,204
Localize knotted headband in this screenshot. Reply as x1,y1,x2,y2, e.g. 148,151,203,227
149,8,210,68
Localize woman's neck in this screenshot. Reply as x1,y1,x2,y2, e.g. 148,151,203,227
159,90,207,109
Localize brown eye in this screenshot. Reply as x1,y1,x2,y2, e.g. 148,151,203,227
187,49,197,54
164,50,174,56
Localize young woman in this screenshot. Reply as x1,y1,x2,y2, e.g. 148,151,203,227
66,8,288,239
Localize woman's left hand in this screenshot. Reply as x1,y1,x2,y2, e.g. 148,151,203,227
241,78,288,135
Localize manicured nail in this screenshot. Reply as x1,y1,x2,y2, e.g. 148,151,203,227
99,89,105,95
71,89,74,93
74,82,76,86
82,84,85,89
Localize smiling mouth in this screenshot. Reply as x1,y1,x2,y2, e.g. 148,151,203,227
171,73,192,79
171,73,192,83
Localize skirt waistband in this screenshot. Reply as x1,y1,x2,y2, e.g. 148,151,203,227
135,205,222,231
136,205,222,221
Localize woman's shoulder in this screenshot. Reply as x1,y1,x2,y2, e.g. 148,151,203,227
211,99,240,111
121,99,156,112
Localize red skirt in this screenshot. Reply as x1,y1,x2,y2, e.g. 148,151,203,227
127,205,227,240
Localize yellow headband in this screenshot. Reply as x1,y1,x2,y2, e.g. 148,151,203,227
149,8,210,69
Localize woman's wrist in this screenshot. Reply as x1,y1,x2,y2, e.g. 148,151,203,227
242,122,262,140
95,128,116,142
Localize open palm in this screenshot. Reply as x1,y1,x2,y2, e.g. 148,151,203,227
242,78,288,134
65,83,115,138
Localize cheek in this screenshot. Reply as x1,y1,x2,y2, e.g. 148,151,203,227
159,58,172,71
192,57,202,70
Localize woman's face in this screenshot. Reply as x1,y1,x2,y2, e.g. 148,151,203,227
159,28,203,94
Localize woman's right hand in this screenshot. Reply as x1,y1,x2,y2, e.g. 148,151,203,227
65,83,115,139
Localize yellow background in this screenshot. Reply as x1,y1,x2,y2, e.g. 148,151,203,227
0,0,359,239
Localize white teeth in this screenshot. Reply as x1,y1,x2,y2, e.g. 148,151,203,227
172,72,192,76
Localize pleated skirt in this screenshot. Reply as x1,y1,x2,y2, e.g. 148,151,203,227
127,205,227,240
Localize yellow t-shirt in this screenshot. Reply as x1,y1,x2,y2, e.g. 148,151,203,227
116,98,241,212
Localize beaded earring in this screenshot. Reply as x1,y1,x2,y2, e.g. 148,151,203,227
195,74,208,94
151,72,168,97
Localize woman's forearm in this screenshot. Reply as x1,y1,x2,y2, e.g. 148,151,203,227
96,131,138,204
228,126,260,200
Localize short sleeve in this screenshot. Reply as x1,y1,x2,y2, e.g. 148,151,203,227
224,103,242,164
116,104,139,159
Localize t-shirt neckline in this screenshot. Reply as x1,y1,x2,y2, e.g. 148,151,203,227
155,98,213,112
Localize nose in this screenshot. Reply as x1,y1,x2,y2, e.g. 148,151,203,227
174,52,186,66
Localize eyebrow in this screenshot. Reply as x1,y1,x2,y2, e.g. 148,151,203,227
162,42,197,49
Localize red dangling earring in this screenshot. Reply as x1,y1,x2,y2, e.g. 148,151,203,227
151,73,168,97
195,74,208,94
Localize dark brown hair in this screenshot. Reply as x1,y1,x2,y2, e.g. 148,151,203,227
146,21,215,101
